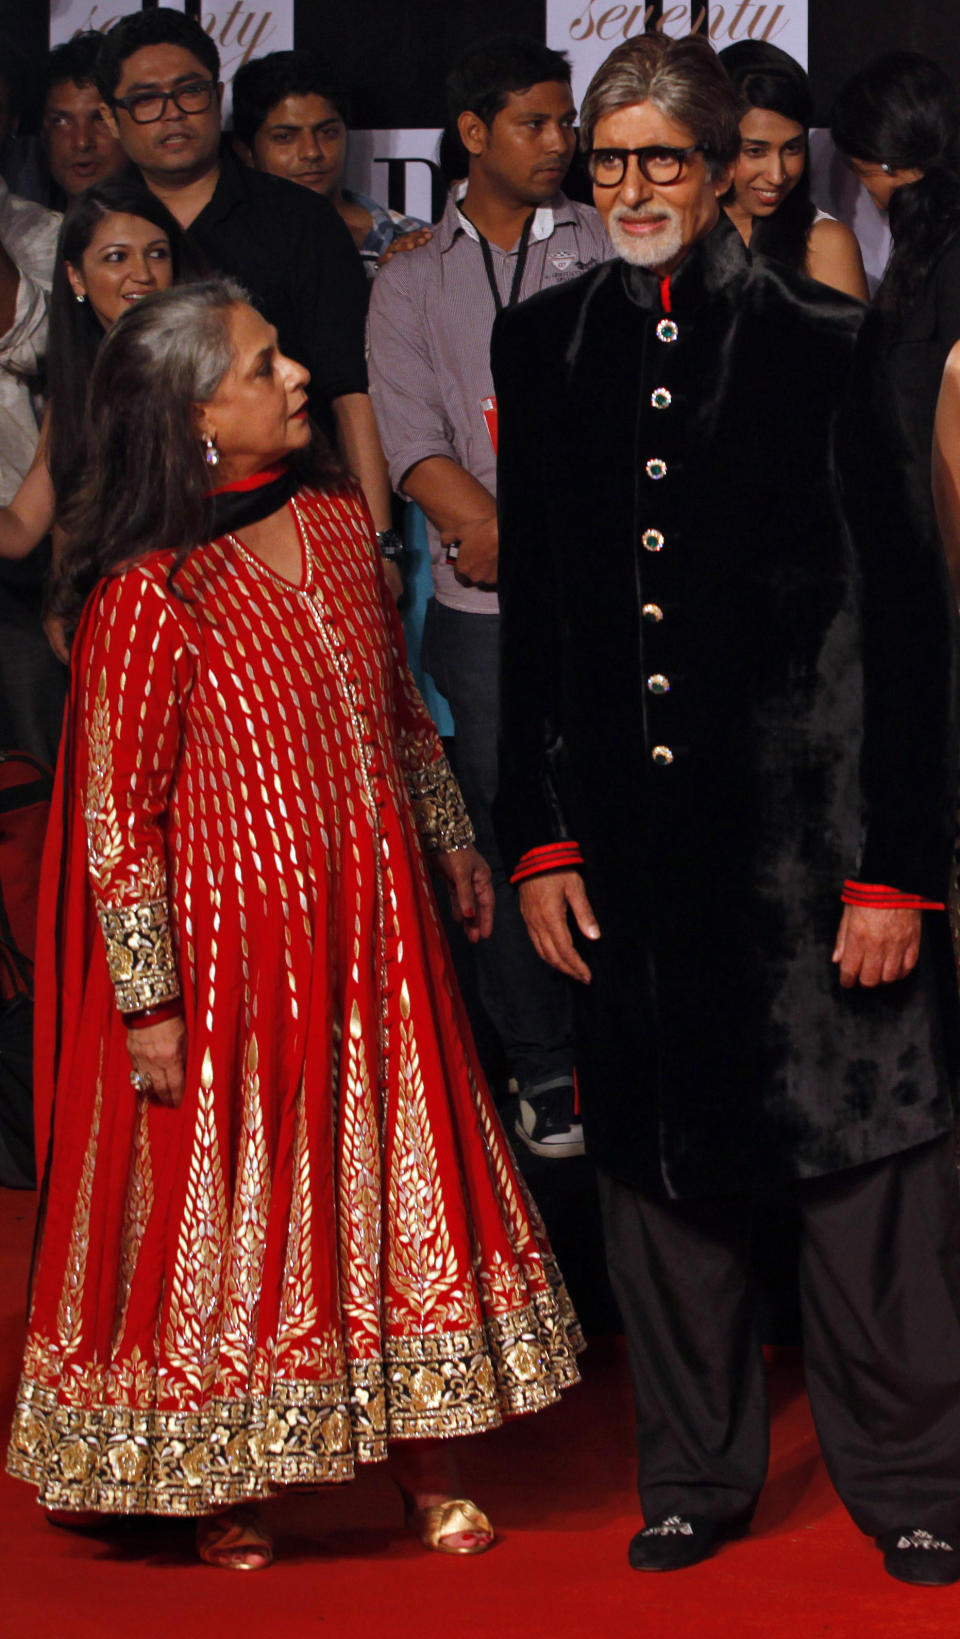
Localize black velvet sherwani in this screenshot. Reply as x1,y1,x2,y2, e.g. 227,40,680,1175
491,214,960,1200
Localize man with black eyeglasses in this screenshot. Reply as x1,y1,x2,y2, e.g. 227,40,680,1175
493,30,960,1588
94,8,394,549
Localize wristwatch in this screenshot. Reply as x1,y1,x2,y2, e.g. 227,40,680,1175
376,527,404,562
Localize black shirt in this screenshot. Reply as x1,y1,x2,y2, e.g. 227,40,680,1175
887,231,960,469
185,151,369,406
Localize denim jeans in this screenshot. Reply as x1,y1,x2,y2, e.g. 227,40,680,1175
422,598,573,1086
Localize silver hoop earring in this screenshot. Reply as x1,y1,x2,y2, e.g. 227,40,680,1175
201,433,220,467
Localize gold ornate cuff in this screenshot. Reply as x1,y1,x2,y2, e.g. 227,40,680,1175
97,898,180,1013
407,754,475,853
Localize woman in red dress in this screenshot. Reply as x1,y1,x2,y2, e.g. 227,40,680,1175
6,279,581,1568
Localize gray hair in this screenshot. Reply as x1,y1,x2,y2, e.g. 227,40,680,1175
114,275,252,405
580,32,741,180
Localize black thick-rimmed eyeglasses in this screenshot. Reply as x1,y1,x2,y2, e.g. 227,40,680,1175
113,79,217,125
586,144,706,187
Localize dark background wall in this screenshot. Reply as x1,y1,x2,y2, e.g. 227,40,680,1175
5,1,960,126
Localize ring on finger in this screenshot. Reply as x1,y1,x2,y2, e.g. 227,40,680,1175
130,1068,153,1091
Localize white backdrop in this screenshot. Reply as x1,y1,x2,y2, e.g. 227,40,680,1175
48,0,294,117
547,1,808,105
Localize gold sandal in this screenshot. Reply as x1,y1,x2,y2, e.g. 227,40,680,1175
196,1504,274,1571
399,1489,494,1556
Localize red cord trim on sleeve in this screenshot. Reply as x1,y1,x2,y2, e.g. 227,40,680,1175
510,841,585,885
842,880,945,911
121,1000,185,1027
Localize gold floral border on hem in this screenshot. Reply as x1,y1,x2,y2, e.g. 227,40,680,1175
7,1294,582,1518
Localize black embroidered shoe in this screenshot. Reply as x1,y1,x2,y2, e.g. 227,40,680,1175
514,1075,585,1159
628,1513,747,1572
879,1528,960,1586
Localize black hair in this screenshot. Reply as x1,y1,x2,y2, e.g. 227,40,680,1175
95,6,220,104
831,52,960,321
446,34,571,129
719,40,815,274
48,178,185,499
231,49,349,147
54,280,342,630
41,32,104,103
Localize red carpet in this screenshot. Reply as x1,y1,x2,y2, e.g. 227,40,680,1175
2,1186,958,1639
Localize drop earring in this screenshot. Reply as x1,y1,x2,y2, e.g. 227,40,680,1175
201,433,220,467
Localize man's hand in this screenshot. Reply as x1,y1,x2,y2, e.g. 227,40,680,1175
433,845,495,942
382,558,403,602
127,1015,188,1108
832,904,922,988
378,227,433,269
519,870,600,983
442,514,498,586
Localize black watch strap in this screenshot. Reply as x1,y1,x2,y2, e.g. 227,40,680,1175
376,527,404,561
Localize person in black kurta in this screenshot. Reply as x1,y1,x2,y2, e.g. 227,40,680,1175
492,33,960,1587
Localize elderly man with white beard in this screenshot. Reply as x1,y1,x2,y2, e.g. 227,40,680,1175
491,30,960,1588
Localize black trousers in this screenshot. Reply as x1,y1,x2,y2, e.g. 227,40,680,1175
598,1136,960,1536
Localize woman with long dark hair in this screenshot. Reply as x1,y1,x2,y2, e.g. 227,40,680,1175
0,177,182,566
720,41,867,299
831,52,960,467
6,279,581,1570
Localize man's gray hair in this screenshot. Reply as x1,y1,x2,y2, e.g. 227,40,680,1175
579,32,741,180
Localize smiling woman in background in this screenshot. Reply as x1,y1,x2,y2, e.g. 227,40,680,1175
720,41,868,300
0,177,183,579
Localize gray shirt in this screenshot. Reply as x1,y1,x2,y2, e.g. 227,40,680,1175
368,186,611,614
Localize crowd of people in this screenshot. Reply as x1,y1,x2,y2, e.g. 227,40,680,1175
3,4,960,1596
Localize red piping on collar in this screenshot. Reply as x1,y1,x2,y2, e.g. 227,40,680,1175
210,462,289,496
659,275,672,314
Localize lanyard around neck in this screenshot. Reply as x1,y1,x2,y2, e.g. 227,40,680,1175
467,210,536,316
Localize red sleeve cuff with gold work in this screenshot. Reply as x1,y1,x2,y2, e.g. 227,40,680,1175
510,842,585,885
842,880,945,912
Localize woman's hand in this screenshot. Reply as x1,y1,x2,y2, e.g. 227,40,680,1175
126,1015,188,1107
433,846,495,942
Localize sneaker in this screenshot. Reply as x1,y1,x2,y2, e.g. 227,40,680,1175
514,1074,585,1159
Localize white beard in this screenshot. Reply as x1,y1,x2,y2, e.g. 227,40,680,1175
609,204,684,269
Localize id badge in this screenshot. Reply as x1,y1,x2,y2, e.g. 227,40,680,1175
481,396,498,454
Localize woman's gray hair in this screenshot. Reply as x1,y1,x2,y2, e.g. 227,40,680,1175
115,275,251,405
580,32,741,179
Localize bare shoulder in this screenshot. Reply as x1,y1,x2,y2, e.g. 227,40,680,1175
807,217,869,301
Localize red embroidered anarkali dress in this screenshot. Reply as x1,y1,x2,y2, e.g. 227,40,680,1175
8,483,581,1515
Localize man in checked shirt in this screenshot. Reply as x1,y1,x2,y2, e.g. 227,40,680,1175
368,35,611,1160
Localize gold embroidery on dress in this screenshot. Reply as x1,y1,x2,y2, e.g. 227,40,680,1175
338,1001,382,1350
163,1049,227,1401
56,1042,104,1361
386,982,466,1331
97,899,180,1012
221,1035,270,1385
112,1093,155,1349
275,1078,317,1356
84,670,124,895
8,1288,579,1514
404,754,474,852
85,667,168,906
